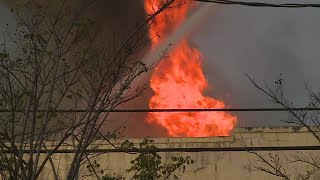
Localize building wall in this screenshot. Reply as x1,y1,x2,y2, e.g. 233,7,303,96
39,127,320,180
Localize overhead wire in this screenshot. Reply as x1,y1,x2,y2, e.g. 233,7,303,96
1,108,320,113
194,0,320,8
4,146,320,154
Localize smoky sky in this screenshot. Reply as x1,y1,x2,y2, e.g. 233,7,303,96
0,0,166,138
192,2,320,127
0,0,146,41
1,1,320,137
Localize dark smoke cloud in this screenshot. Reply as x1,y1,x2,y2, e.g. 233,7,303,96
90,0,168,138
86,0,168,137
0,0,146,42
0,0,168,138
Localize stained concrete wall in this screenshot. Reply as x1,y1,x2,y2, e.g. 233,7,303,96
38,127,320,180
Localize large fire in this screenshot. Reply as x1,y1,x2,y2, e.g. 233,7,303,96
144,0,237,137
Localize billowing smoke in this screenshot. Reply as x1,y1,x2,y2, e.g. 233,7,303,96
0,0,169,138
1,0,146,42
192,3,320,127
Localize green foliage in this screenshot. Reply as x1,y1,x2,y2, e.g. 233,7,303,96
126,139,162,180
86,160,102,175
102,173,125,180
103,139,195,180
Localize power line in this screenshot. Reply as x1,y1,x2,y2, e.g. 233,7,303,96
4,146,320,154
1,108,320,113
194,0,320,8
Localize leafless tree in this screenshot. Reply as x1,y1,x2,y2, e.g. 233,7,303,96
245,74,320,180
0,0,180,179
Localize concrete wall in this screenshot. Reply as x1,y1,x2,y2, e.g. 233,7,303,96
39,127,320,180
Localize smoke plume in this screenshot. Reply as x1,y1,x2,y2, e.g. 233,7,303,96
0,0,168,138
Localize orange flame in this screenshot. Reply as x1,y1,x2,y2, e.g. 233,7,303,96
145,0,237,137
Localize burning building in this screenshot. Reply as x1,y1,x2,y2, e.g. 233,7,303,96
1,0,320,179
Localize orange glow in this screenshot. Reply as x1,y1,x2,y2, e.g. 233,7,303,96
145,0,237,137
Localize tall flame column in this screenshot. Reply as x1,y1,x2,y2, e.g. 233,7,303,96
145,0,237,137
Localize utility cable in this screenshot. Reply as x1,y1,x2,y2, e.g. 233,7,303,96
4,146,320,154
194,0,320,8
1,108,320,113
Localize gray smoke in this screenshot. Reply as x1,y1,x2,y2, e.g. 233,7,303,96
192,2,320,127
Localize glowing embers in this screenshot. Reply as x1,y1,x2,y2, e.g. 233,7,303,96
144,0,237,137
